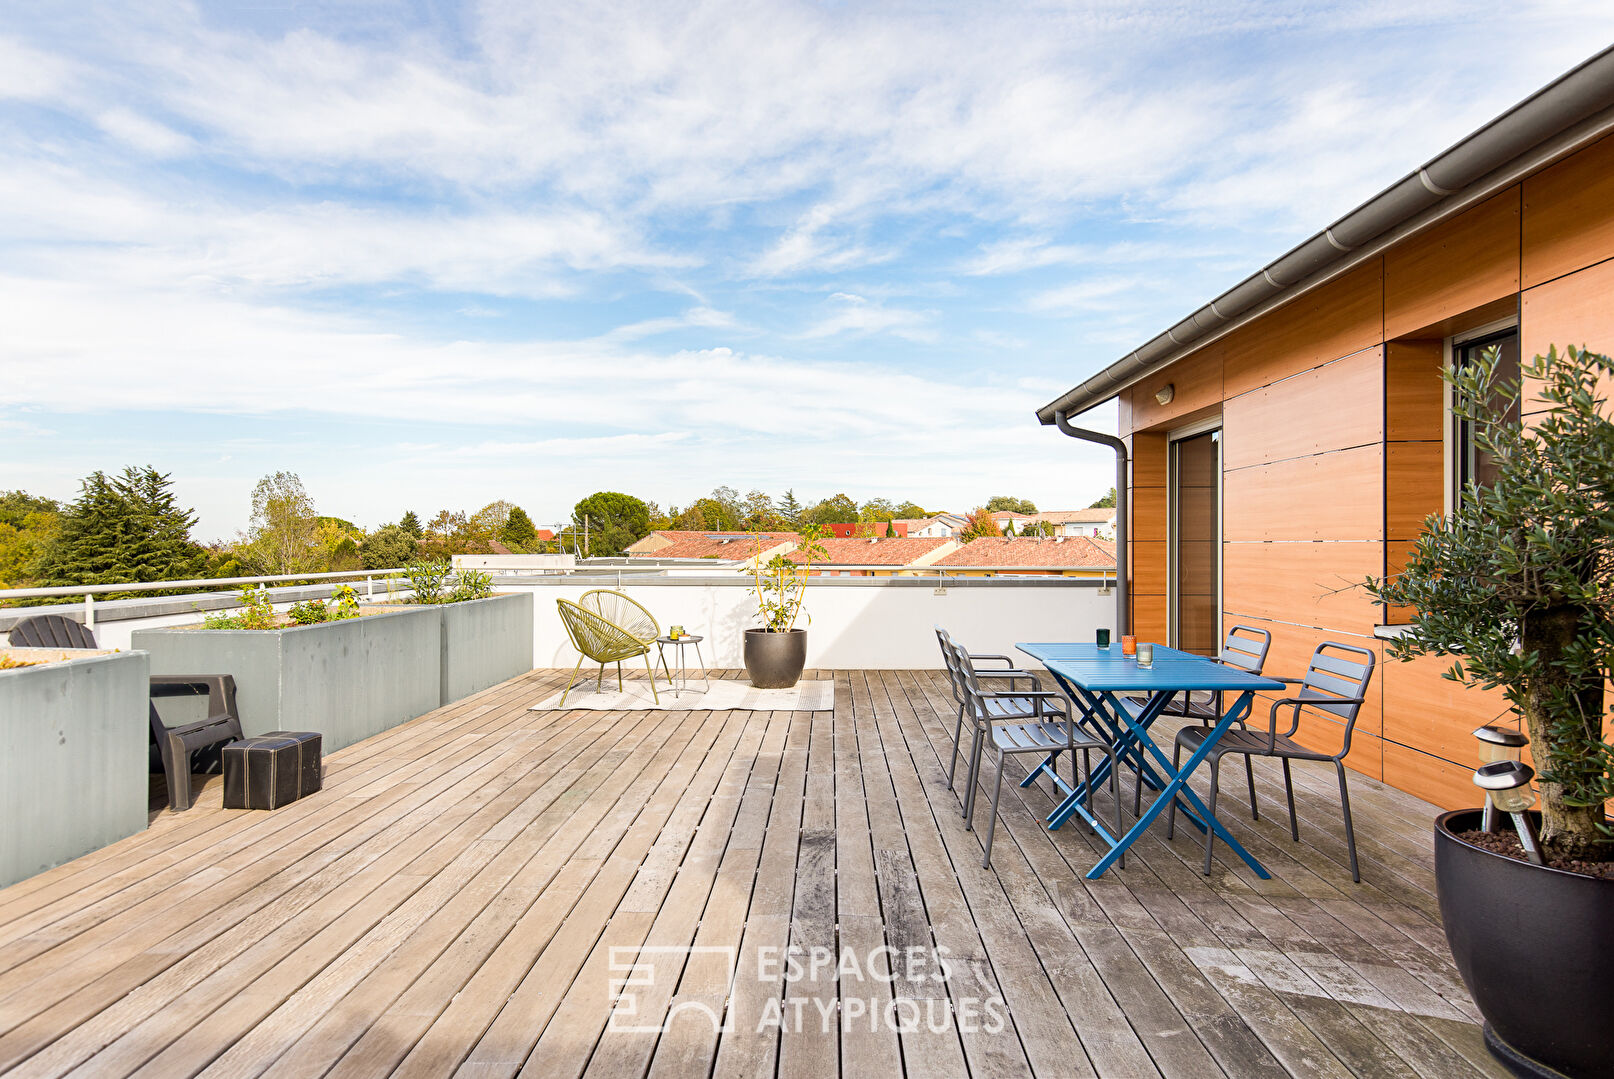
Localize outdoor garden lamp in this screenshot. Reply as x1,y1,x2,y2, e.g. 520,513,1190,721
1472,757,1545,865
1472,724,1529,832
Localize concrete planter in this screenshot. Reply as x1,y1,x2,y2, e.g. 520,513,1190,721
132,607,441,753
437,592,533,706
0,649,150,887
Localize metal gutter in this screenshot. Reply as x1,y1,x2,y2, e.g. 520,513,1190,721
1052,412,1128,636
1037,44,1614,424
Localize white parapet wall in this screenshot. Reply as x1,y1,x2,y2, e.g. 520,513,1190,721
503,575,1116,670
452,553,577,573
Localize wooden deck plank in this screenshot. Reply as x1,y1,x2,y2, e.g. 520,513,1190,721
0,668,1499,1079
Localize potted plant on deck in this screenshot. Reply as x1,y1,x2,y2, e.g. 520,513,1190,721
1366,345,1613,1079
744,524,826,689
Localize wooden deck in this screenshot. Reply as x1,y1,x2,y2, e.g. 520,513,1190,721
0,669,1504,1078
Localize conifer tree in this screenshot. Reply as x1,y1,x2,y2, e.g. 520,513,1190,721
779,489,802,525
500,506,539,551
41,467,203,585
399,510,423,537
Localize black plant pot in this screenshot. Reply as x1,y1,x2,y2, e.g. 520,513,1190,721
1434,809,1614,1078
743,628,807,689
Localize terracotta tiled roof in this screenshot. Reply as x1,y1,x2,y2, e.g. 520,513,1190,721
1027,509,1114,525
628,530,798,560
933,536,1116,568
786,537,954,566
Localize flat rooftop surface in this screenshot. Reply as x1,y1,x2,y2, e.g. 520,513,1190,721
0,668,1504,1077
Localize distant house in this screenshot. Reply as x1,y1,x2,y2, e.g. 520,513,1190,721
900,513,968,538
535,529,555,542
822,521,909,538
933,536,1116,578
988,511,1035,531
1024,508,1116,538
786,536,957,576
626,531,797,563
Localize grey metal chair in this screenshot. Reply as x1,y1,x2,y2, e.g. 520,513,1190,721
945,636,1120,869
8,614,98,649
1169,641,1376,881
1141,625,1272,818
934,627,1050,799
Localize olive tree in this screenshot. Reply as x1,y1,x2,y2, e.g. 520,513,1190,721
1366,346,1613,855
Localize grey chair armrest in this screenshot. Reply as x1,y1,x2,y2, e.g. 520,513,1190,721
968,653,1017,667
975,669,1041,683
1268,695,1367,741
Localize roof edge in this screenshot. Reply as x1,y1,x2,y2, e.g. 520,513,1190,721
1037,44,1614,425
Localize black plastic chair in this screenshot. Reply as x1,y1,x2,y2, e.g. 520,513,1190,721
149,676,245,811
1168,641,1376,881
8,613,98,649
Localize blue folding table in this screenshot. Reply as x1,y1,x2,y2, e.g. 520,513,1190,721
1016,642,1284,880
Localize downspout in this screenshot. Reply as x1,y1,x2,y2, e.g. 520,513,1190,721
1053,411,1128,636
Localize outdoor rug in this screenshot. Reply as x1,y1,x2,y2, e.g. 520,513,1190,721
530,678,834,712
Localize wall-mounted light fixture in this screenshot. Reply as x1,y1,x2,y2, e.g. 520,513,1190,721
1154,384,1175,406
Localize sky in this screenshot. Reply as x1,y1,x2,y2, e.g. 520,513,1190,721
3,2,1612,538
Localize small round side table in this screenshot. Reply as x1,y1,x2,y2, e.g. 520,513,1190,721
654,634,709,699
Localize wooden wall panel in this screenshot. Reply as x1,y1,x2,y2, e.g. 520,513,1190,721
1223,444,1382,541
1129,540,1166,593
1222,260,1385,399
1385,339,1444,441
1127,430,1169,638
1385,441,1443,541
1127,343,1224,431
1380,651,1512,765
1522,132,1614,289
1222,348,1383,469
1133,593,1168,642
1384,189,1521,340
1128,430,1168,485
1222,540,1383,633
1520,256,1614,419
1383,741,1477,811
1383,539,1418,624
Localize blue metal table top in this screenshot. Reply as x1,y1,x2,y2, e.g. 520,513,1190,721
1017,642,1284,693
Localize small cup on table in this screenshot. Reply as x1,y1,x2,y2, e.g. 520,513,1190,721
1137,642,1154,668
1121,634,1137,657
1096,628,1111,650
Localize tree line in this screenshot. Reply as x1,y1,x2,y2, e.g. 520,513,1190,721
0,467,1117,588
0,467,554,594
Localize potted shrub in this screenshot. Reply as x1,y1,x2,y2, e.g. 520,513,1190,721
744,525,826,688
1365,345,1613,1079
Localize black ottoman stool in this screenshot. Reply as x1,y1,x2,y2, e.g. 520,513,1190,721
223,731,323,810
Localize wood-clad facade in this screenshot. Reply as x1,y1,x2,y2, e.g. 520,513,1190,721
1118,132,1614,811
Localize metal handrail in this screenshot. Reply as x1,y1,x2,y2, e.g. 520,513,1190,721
0,569,411,632
0,568,408,601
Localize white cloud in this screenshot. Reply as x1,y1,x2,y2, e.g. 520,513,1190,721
95,107,193,157
799,293,934,341
0,36,72,100
1025,276,1149,315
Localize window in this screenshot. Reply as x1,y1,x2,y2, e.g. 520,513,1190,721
1450,327,1520,509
